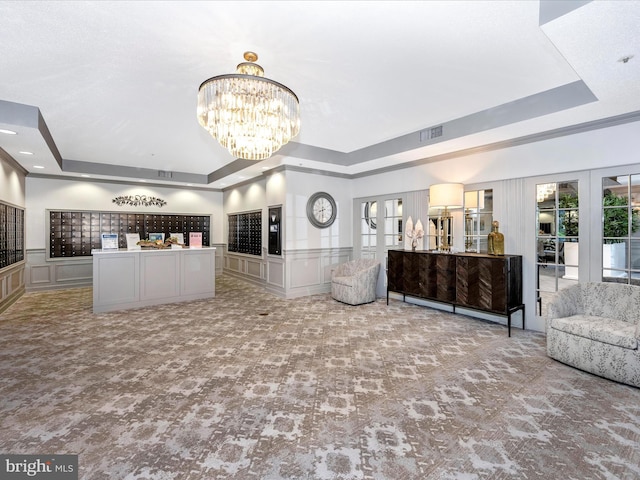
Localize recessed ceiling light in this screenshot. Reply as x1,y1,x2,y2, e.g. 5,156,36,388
33,165,45,169
19,151,34,155
0,129,17,135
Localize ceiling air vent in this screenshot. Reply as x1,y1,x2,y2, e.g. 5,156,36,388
158,170,172,178
419,125,444,143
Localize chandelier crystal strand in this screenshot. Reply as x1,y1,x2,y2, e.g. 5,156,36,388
197,52,300,160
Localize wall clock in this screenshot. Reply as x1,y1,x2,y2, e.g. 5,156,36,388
307,192,337,228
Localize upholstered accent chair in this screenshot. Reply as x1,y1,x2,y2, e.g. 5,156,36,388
546,282,640,388
331,259,381,305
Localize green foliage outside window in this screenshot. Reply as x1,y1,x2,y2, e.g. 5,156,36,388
603,190,640,243
559,193,579,239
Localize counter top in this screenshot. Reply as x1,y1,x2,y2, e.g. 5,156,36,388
92,247,216,254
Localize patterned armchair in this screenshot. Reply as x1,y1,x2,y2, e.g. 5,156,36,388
546,282,640,387
331,259,381,305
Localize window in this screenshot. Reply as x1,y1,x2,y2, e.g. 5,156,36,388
602,174,640,283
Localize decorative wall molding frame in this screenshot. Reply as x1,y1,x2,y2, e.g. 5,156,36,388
0,262,25,313
112,195,166,207
25,249,93,292
284,247,352,299
222,246,353,299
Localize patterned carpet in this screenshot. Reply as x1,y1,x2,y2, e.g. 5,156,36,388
1,275,639,479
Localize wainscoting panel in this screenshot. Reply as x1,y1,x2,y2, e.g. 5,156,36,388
29,264,51,284
246,258,263,279
223,247,352,298
26,249,93,292
323,252,352,283
290,257,322,288
55,262,93,283
284,247,353,298
227,256,241,273
212,244,225,276
267,259,285,288
0,262,25,313
224,248,266,288
10,267,23,290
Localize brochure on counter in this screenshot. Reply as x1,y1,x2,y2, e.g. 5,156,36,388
101,233,119,250
126,233,141,250
189,232,202,248
170,233,184,244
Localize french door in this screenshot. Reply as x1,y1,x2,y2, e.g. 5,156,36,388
359,196,404,297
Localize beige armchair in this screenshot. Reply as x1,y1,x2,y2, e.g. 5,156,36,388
546,282,640,387
331,259,381,305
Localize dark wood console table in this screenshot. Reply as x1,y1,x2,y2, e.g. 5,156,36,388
387,250,524,336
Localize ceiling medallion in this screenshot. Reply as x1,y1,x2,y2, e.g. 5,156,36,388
197,51,300,161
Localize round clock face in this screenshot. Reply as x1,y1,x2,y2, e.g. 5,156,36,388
307,192,337,228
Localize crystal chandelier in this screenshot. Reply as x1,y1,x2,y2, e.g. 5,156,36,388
197,51,300,161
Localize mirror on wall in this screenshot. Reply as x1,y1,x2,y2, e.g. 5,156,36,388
463,189,493,253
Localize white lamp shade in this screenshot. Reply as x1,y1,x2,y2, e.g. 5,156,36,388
430,183,464,209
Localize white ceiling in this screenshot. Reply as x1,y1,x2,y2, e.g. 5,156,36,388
0,0,639,189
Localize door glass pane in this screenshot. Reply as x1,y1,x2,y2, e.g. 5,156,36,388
536,181,579,316
383,199,403,250
462,189,493,253
361,201,377,259
602,174,640,284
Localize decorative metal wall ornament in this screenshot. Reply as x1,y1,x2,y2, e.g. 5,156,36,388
112,195,167,208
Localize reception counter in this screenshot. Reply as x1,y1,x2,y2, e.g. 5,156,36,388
92,247,216,313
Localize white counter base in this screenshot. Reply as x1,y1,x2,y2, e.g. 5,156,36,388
92,247,215,313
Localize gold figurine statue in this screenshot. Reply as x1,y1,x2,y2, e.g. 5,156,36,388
488,220,504,255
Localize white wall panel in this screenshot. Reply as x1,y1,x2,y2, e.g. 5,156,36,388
25,177,223,250
224,179,266,212
352,121,640,198
284,170,352,251
0,154,26,207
